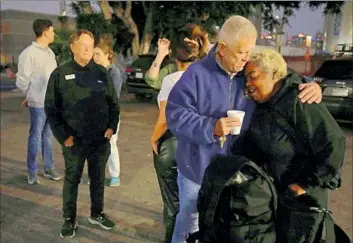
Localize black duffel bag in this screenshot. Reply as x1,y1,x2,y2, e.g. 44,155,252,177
188,155,278,243
277,192,351,243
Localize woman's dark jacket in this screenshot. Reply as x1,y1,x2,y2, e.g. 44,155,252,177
232,72,345,194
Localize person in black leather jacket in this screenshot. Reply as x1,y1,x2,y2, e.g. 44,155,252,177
232,48,345,243
150,25,209,243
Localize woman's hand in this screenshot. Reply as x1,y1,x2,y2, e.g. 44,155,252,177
157,38,170,57
64,136,74,148
151,139,159,155
184,36,212,54
288,183,307,197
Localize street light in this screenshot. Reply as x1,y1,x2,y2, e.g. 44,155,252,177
60,1,67,16
273,16,284,54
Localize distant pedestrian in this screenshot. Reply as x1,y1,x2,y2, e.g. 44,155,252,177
16,19,61,184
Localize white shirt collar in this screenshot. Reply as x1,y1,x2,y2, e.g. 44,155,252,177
214,48,237,79
32,41,49,51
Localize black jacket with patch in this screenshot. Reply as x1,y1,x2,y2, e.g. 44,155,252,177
45,60,119,145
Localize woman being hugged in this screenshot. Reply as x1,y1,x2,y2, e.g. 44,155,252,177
235,48,345,243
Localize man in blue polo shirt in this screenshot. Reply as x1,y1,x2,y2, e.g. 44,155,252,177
166,15,323,243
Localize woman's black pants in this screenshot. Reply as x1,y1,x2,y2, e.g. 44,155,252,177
153,133,179,243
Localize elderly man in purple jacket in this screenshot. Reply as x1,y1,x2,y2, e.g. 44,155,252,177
166,15,323,243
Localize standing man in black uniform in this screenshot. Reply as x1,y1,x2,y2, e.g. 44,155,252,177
44,30,119,238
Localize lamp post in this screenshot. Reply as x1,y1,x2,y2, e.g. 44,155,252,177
274,15,285,54
59,1,68,30
305,35,312,75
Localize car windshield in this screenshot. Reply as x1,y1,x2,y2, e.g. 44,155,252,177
130,55,173,70
314,60,353,79
131,56,156,70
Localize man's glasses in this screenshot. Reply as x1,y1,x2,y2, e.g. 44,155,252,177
243,88,251,99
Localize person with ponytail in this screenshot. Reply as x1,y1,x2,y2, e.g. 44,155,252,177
150,25,208,243
145,24,213,90
93,36,122,187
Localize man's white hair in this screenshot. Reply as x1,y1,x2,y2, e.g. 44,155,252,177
219,15,258,46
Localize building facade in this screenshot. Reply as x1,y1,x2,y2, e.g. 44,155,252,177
1,9,75,65
323,1,353,53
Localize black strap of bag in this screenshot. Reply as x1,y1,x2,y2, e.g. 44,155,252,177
309,207,335,243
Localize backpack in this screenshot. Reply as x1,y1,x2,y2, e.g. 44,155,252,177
194,155,278,243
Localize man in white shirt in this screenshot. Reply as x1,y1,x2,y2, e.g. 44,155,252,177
16,19,61,184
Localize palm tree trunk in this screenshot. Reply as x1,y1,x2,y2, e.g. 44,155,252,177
98,0,112,21
140,3,154,54
79,1,94,14
112,1,140,56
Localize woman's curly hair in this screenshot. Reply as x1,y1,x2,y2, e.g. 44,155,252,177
249,48,287,81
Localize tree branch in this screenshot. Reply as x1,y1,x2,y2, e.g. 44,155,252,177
79,1,93,14
124,0,132,18
112,2,129,27
141,1,148,13
98,0,112,21
199,12,210,22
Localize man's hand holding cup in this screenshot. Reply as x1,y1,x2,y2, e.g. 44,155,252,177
226,110,245,135
214,117,242,137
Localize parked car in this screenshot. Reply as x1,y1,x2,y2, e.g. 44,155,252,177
0,65,17,91
334,43,353,58
125,54,173,102
312,58,353,121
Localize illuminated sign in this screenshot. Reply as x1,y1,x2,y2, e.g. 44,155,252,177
333,13,341,36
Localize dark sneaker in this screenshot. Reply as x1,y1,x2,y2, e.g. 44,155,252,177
27,174,40,185
44,169,61,181
60,218,78,238
88,213,115,230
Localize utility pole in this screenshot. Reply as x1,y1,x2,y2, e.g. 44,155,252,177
274,15,285,54
60,1,67,17
59,1,68,30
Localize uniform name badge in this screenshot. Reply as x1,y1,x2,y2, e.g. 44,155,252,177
65,74,75,80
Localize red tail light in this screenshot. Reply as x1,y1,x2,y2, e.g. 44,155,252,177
125,67,133,73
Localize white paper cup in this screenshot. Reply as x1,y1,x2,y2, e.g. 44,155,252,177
227,110,245,135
